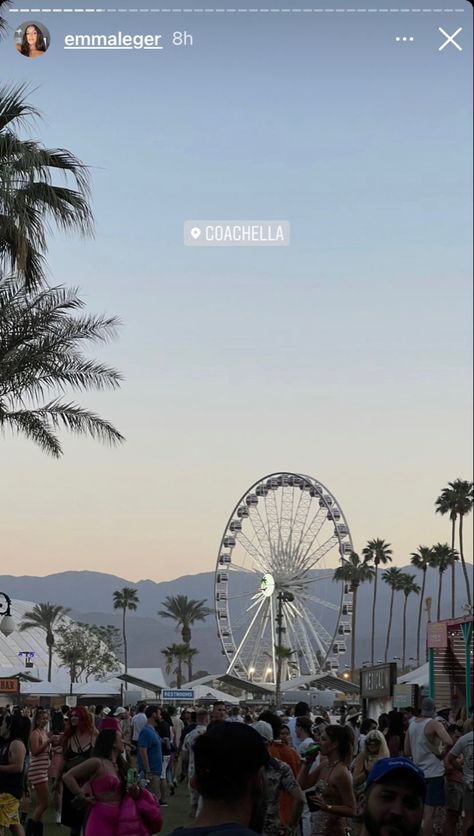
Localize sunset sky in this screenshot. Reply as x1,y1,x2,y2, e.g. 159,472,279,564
1,4,472,582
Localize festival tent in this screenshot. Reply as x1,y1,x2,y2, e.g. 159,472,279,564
397,662,429,688
189,684,240,705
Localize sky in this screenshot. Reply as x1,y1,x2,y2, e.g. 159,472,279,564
0,2,472,583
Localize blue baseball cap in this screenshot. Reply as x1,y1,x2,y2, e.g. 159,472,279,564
366,757,426,798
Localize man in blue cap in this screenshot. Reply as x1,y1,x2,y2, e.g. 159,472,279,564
359,757,426,836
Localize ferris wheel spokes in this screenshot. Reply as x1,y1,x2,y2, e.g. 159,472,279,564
216,473,353,682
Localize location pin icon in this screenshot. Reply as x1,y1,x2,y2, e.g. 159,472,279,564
191,227,201,240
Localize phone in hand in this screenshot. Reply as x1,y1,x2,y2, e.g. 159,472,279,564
305,791,322,813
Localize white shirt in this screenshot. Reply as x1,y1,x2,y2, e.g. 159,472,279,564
131,712,147,742
408,718,444,779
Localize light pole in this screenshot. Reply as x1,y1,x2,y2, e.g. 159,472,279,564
275,590,294,709
0,592,16,637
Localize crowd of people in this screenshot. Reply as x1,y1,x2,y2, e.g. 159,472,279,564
0,698,472,836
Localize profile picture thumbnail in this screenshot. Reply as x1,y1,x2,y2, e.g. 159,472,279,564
15,21,50,58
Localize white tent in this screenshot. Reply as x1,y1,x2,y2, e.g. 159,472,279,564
21,681,66,697
190,684,239,705
397,662,429,688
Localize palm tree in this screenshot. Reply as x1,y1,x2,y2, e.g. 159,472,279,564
435,488,458,617
158,595,212,680
0,1,11,38
161,643,189,689
430,543,459,621
445,480,473,609
19,602,70,681
113,587,139,689
362,539,393,664
0,279,125,457
333,551,375,679
410,546,434,666
398,573,421,670
0,84,93,289
381,567,403,662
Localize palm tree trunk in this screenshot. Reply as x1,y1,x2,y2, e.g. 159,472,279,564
122,608,128,691
402,595,408,669
351,585,358,680
371,568,378,664
437,572,443,621
384,590,395,662
416,571,426,667
177,660,182,689
187,653,192,683
459,515,472,607
451,517,456,618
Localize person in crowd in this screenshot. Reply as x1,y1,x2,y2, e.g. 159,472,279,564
167,722,269,836
259,712,302,833
404,707,416,726
346,712,361,757
288,702,311,749
252,720,305,836
0,712,27,836
377,714,390,737
436,706,452,730
168,707,182,789
358,719,377,754
25,708,51,835
137,706,162,804
444,724,464,836
94,706,104,731
183,708,209,818
279,724,293,748
61,706,97,836
385,711,405,758
359,757,426,836
352,730,390,798
155,708,172,807
49,707,65,825
17,24,47,57
226,706,245,723
63,727,161,835
405,697,453,836
448,720,473,836
299,724,356,836
207,702,227,730
295,718,316,757
178,711,196,784
131,704,147,758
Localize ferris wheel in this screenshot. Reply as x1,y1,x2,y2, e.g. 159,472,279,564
214,472,354,685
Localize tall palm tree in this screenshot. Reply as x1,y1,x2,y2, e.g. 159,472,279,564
435,488,458,617
362,539,393,663
447,480,473,608
113,587,139,689
0,84,93,289
0,279,124,457
158,595,212,680
161,643,189,689
410,546,434,666
19,602,70,681
398,573,421,670
333,551,375,679
430,543,459,621
381,567,403,662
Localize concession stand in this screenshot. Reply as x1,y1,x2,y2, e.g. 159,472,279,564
427,616,473,717
360,662,397,720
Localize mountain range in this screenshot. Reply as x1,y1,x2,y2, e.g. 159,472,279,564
1,564,471,674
